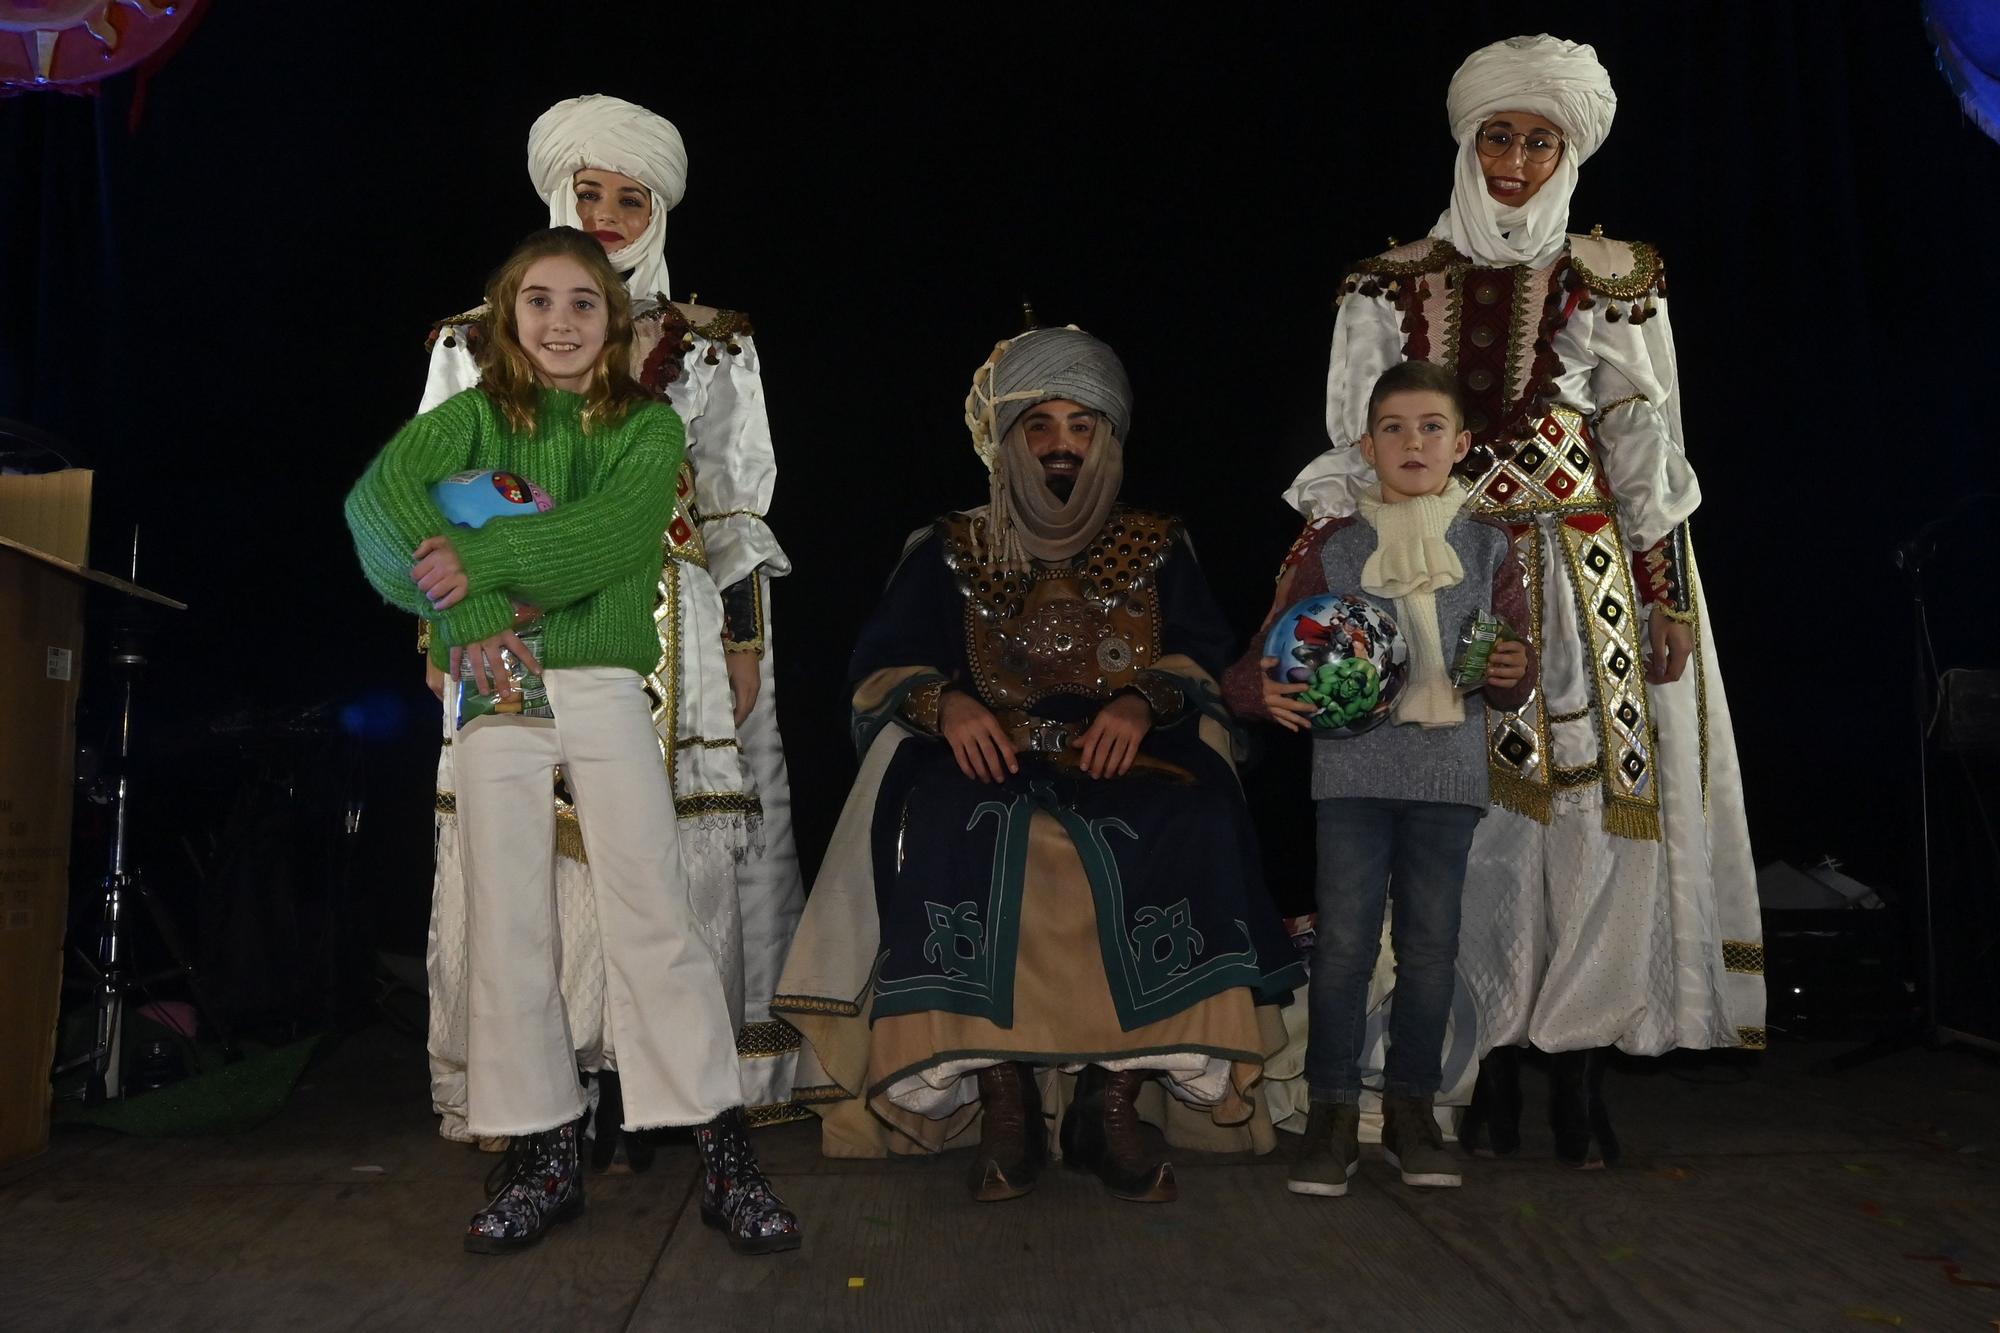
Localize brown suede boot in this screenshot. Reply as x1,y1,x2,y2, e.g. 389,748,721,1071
968,1062,1047,1201
1382,1094,1463,1188
1062,1065,1177,1203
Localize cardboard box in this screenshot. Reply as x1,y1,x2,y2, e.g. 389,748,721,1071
0,469,91,1167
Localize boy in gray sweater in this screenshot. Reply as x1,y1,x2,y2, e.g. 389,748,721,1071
1223,361,1536,1196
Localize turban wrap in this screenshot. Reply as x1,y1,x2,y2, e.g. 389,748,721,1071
963,326,1132,569
1431,34,1618,269
527,94,688,302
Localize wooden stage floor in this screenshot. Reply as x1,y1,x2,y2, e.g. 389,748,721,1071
2,1024,1996,1331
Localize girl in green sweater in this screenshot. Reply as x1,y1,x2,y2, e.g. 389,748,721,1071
345,228,801,1257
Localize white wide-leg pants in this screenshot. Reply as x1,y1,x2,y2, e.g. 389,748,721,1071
456,666,744,1136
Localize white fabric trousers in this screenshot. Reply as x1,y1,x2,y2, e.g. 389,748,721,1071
456,666,744,1136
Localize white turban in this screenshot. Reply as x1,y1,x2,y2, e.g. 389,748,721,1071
1431,35,1617,269
526,94,688,302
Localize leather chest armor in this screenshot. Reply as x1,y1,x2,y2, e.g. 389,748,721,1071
940,506,1176,711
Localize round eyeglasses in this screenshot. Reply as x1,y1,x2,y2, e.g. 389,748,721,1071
1475,126,1564,165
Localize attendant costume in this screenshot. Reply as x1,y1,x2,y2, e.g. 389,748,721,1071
419,95,807,1145
1285,35,1764,1166
347,377,797,1253
774,327,1302,1203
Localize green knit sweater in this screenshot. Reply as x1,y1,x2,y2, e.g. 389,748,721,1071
345,387,686,674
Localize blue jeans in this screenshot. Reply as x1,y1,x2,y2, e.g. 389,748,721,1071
1305,797,1483,1102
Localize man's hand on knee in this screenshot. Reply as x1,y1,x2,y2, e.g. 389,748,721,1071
940,690,1018,784
1074,694,1152,779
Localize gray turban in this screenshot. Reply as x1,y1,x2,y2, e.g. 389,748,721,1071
963,325,1133,569
987,327,1134,449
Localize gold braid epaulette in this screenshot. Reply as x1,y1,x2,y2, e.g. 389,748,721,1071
425,303,489,353
1566,237,1665,301
1337,239,1464,308
647,302,754,367
692,308,754,342
1350,237,1464,279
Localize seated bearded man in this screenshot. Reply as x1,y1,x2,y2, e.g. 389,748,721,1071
774,327,1302,1203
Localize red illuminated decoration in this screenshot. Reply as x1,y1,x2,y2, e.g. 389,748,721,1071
0,0,199,94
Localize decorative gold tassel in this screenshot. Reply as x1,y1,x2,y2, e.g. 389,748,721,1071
1488,769,1554,826
1601,798,1661,843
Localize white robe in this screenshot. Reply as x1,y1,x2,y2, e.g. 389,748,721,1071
1285,238,1764,1059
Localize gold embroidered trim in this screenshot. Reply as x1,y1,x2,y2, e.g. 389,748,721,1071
435,792,456,815
1723,940,1765,974
786,1083,852,1105
737,1018,804,1059
1548,707,1591,725
555,808,586,864
744,1103,816,1128
690,308,754,342
1504,259,1535,416
665,462,709,569
1736,1026,1768,1051
1567,238,1664,300
1592,393,1648,424
426,302,488,347
417,619,432,654
698,508,766,523
1351,237,1464,279
646,562,687,793
1556,519,1660,839
1486,523,1553,826
1442,251,1467,379
673,736,742,751
1468,408,1661,842
676,792,762,818
1464,408,1617,519
1553,763,1602,788
770,993,862,1018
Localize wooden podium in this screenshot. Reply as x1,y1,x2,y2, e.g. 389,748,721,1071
0,471,182,1167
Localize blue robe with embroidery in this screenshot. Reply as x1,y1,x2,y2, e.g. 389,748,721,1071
849,513,1303,1033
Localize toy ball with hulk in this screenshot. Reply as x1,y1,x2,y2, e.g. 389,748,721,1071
1262,593,1407,737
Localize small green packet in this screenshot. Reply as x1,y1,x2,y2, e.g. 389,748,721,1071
1449,609,1516,690
454,623,552,729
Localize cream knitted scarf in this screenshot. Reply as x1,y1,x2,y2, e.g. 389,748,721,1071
1357,482,1469,726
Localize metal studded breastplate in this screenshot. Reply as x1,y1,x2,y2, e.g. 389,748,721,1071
940,507,1173,711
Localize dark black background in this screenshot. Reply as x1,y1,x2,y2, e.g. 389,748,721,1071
5,2,1996,970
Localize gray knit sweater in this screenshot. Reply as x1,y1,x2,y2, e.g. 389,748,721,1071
1223,513,1536,810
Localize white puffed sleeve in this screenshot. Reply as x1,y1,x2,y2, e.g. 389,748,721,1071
418,327,481,414
1284,291,1404,519
668,332,791,590
1553,297,1702,550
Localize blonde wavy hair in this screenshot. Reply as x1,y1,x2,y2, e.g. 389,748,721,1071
477,227,651,436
